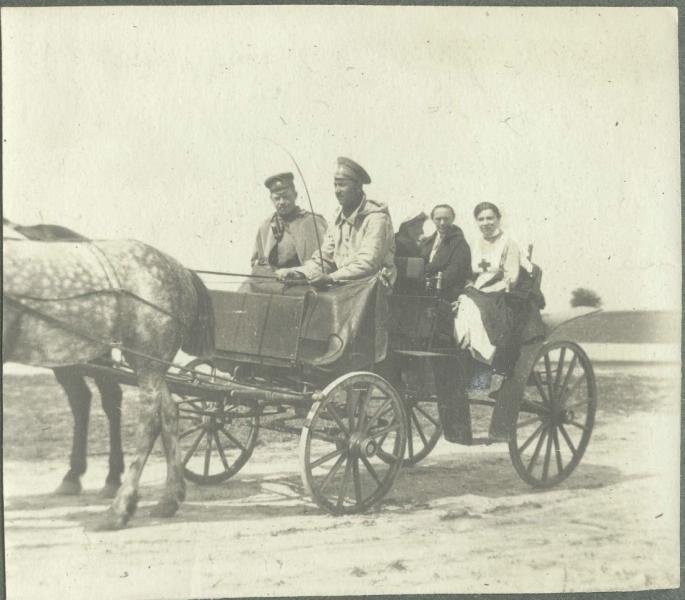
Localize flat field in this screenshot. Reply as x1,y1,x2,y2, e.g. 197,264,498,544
2,364,680,598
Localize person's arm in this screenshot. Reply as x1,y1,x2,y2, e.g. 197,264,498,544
440,240,472,293
502,239,521,291
296,223,337,279
328,213,391,282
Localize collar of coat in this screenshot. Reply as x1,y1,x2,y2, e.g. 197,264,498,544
422,224,466,247
335,195,390,226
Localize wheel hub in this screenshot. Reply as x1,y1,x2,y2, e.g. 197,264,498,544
347,432,378,458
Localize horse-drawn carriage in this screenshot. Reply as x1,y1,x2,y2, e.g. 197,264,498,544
75,262,598,515
4,231,598,524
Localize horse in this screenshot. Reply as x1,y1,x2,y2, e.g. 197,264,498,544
4,218,124,498
3,231,215,530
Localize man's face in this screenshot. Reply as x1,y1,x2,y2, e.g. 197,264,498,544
271,187,298,217
432,208,454,235
334,177,363,212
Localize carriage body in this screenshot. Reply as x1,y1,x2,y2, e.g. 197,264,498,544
75,270,598,513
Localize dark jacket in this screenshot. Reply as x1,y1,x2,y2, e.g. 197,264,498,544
394,232,422,258
419,225,472,302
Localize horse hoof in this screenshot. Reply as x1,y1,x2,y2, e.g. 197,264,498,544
150,499,179,518
54,479,82,496
99,482,120,499
93,509,129,531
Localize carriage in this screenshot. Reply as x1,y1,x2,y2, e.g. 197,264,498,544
75,260,598,515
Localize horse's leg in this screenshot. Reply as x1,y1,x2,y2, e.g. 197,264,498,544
53,367,91,495
96,368,162,531
149,381,185,518
94,374,124,498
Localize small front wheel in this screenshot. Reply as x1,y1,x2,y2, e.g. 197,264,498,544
177,359,259,485
300,372,408,514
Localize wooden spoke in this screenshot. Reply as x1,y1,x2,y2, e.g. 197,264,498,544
526,426,548,474
179,423,204,439
552,427,564,475
336,458,353,509
219,426,248,452
411,410,429,447
319,454,346,493
569,420,588,432
560,376,585,405
203,431,213,477
516,415,542,429
564,398,592,410
558,424,578,457
360,455,382,485
367,421,400,440
355,386,370,432
543,353,554,402
352,457,362,504
182,429,206,466
309,448,344,469
557,353,578,400
541,429,553,482
553,347,567,395
365,399,393,430
532,371,551,406
406,423,415,459
415,404,440,427
212,430,231,471
519,422,545,454
326,404,350,436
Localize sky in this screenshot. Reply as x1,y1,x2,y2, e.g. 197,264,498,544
2,6,681,311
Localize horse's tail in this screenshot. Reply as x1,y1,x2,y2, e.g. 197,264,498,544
182,270,215,358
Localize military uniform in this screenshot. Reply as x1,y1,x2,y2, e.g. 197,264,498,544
296,158,396,285
251,172,327,269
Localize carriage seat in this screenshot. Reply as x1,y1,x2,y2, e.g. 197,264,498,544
393,256,426,296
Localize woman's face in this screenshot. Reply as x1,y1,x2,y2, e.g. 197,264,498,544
476,208,500,238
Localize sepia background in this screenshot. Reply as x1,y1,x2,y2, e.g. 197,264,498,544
2,6,681,599
2,6,681,312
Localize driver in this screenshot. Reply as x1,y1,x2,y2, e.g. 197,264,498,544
276,157,396,287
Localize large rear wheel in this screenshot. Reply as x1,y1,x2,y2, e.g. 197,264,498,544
509,341,597,488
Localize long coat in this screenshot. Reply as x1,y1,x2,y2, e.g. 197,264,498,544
251,209,327,268
419,225,472,302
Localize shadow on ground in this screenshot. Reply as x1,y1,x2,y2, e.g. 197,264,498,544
5,448,630,532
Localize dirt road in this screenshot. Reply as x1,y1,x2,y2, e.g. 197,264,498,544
3,365,680,598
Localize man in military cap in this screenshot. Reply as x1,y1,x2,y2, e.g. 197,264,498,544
276,157,396,286
251,172,327,269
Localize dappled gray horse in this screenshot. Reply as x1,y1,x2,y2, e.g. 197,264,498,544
4,219,124,498
3,234,214,530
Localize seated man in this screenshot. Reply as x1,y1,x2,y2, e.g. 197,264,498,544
419,204,472,302
276,157,396,287
251,172,327,269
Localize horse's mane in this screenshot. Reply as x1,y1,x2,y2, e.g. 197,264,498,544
3,219,89,242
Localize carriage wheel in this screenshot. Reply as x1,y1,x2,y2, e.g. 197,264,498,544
299,372,408,515
509,341,597,488
177,359,259,485
378,358,441,466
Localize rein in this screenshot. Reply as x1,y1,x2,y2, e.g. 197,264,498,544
3,293,190,372
5,288,185,324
